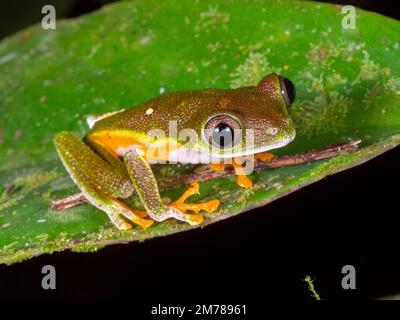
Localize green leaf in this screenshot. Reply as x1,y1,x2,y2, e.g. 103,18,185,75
0,0,399,265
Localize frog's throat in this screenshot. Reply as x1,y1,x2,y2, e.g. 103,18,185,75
150,134,295,164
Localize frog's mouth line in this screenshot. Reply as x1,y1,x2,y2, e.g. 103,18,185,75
207,133,296,160
156,132,296,165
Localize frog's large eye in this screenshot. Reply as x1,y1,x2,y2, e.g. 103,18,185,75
279,76,296,107
203,115,241,149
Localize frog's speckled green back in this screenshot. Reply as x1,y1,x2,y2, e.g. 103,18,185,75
88,73,294,154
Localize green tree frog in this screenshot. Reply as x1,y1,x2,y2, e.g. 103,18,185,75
54,73,296,230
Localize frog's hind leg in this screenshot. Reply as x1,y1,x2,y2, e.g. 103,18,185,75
84,135,130,179
54,132,153,230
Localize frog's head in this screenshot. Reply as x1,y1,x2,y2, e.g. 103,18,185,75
199,73,296,158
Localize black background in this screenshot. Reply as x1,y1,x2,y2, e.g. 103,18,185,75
0,0,399,301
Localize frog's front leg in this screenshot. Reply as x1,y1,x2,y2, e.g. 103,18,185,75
124,150,206,225
54,132,153,230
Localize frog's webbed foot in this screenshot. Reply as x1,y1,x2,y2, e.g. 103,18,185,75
209,153,274,189
124,151,219,227
106,197,154,230
118,182,220,225
170,182,220,222
254,152,274,162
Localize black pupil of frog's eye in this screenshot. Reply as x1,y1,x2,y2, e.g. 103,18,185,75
282,77,296,106
212,123,234,148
